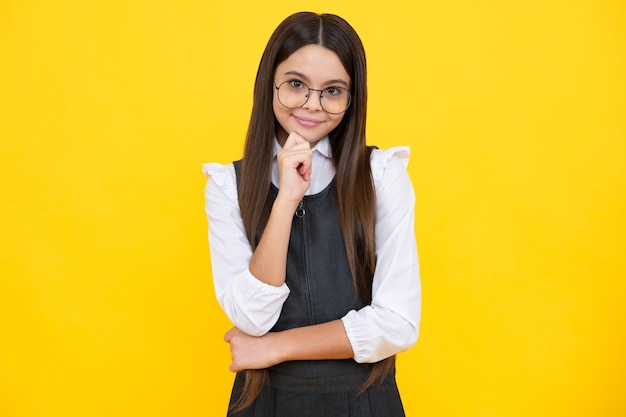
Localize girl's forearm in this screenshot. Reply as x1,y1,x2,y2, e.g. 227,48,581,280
249,198,298,287
225,320,354,372
274,320,354,362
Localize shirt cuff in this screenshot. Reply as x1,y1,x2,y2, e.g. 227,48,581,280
341,307,418,363
224,269,290,336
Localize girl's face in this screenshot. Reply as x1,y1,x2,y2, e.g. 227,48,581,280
273,44,350,147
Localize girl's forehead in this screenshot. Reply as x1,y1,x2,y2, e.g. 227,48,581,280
275,45,350,84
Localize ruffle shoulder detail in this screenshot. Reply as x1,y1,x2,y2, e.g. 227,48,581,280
202,162,238,202
370,146,411,185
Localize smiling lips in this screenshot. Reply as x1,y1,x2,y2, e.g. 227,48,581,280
293,115,323,128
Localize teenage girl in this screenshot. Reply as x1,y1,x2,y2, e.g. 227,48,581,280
203,11,421,417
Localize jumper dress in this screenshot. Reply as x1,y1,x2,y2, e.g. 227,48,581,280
229,160,406,417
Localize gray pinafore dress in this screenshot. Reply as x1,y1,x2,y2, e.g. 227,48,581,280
229,160,405,417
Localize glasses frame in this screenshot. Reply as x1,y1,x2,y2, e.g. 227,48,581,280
274,80,351,115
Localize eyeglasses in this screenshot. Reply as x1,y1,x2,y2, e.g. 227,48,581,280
274,80,351,114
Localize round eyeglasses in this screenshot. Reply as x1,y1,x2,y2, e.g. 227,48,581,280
274,80,351,114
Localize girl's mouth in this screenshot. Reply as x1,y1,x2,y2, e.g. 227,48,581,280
293,115,323,128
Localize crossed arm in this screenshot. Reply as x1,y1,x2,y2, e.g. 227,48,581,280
205,136,420,372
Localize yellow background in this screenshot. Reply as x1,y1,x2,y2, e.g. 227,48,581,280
1,1,625,416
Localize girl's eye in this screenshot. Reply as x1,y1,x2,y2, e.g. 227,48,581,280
288,80,305,89
324,87,342,96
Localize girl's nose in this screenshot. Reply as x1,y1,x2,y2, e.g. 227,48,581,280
302,89,324,111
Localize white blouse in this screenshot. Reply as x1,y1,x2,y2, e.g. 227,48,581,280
202,137,421,363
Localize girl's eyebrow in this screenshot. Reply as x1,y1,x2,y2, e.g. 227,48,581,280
283,70,349,88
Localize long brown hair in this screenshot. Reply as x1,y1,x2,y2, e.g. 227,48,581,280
233,12,394,413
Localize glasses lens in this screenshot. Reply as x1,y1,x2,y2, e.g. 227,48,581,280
276,81,351,114
320,87,351,114
277,81,308,109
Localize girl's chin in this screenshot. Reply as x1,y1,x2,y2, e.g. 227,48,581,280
276,129,326,146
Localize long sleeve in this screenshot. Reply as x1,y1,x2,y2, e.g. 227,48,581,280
341,147,422,363
203,163,289,336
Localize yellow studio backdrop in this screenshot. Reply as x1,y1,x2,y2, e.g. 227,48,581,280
1,0,624,416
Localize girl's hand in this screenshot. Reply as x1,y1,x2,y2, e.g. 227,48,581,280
276,132,312,204
224,327,283,372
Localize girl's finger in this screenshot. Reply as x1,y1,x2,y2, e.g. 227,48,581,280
283,132,305,149
223,326,239,343
298,163,312,181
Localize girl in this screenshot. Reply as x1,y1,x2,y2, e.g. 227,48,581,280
203,12,421,417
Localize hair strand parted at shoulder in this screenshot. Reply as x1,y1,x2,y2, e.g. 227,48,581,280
233,12,394,413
